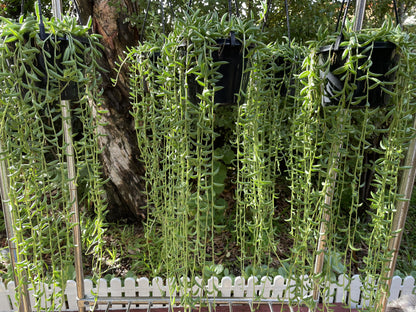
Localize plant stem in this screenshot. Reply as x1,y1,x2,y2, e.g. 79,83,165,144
378,114,416,312
0,143,32,312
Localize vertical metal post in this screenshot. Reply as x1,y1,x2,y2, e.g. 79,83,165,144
353,0,367,31
51,0,63,19
52,0,86,310
0,145,32,312
311,141,341,309
378,115,416,312
62,102,86,312
311,7,367,309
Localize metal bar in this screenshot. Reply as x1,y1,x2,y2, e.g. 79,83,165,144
51,0,86,310
51,0,63,20
105,302,111,312
311,140,342,308
0,145,32,312
378,115,416,311
80,297,292,306
127,302,132,312
353,0,367,31
62,101,86,312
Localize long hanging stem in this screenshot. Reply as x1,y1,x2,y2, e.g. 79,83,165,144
62,101,85,312
0,143,32,312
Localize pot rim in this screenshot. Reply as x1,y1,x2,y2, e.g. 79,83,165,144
318,40,396,54
178,36,245,48
38,32,89,44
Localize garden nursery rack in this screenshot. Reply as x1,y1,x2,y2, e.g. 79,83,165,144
0,0,416,311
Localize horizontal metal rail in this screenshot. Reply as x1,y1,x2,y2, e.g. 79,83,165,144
80,297,293,311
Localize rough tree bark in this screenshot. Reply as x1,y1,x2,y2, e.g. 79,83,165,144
77,0,146,220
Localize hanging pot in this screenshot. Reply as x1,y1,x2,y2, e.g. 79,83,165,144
271,55,303,97
13,32,86,101
212,37,249,105
7,29,84,101
187,36,250,105
35,34,87,101
318,41,398,108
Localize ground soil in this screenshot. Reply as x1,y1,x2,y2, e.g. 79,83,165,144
91,303,360,312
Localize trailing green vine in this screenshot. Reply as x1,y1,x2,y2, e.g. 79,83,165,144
124,5,308,304
0,13,106,311
285,19,416,309
234,39,305,273
123,3,416,309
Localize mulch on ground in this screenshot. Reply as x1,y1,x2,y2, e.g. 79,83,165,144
93,303,360,312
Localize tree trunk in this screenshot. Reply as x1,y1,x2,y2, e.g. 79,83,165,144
77,0,146,220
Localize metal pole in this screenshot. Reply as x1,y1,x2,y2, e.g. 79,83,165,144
311,1,366,300
378,115,416,312
353,0,367,31
51,0,63,19
311,2,365,302
51,0,86,310
311,141,341,309
62,102,86,312
0,145,32,312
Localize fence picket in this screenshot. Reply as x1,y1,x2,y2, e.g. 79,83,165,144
246,276,258,299
6,281,17,310
110,278,123,309
271,275,286,300
65,280,78,310
348,275,362,308
258,276,272,299
137,277,149,297
0,281,11,311
401,276,416,296
0,275,413,311
97,278,108,310
233,276,245,298
124,278,137,297
334,274,349,304
193,276,203,297
219,276,231,297
152,277,164,297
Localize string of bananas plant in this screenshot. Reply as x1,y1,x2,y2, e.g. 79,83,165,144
0,12,107,312
127,10,257,304
234,39,305,274
124,5,310,305
285,19,416,310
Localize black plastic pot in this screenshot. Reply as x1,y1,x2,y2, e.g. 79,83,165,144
212,37,249,105
187,36,249,105
271,56,303,97
142,51,161,94
318,41,398,108
36,35,87,101
144,36,249,105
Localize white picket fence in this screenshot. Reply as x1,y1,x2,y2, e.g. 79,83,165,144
0,275,414,311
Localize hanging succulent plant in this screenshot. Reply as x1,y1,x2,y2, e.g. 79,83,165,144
125,9,260,301
0,13,106,311
234,39,306,272
285,19,416,310
122,1,313,304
